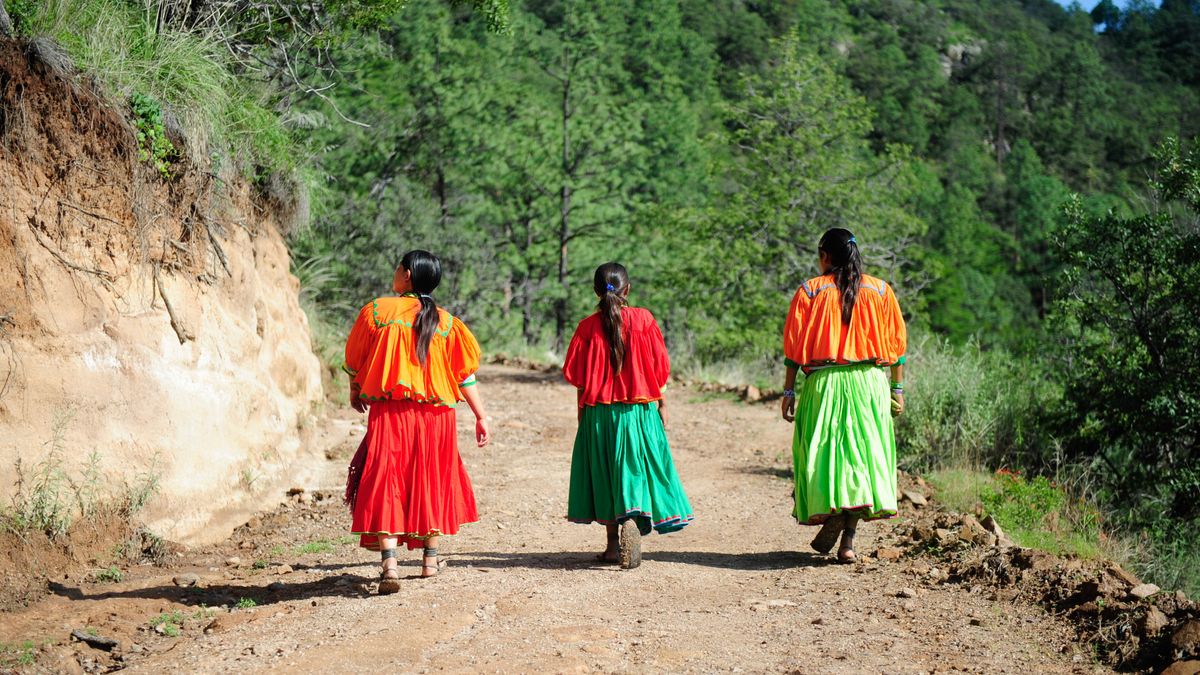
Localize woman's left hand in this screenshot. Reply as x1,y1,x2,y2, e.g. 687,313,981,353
475,417,492,447
350,388,367,414
890,392,905,417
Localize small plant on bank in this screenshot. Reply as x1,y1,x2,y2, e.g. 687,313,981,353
0,640,38,667
235,597,257,609
94,565,122,583
130,92,177,180
251,559,268,570
294,540,334,555
149,611,184,637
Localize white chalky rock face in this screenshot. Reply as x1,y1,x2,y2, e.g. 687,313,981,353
0,44,323,546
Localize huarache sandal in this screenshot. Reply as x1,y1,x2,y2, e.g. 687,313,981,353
837,528,857,565
379,549,400,595
421,547,439,578
619,519,642,570
810,513,846,554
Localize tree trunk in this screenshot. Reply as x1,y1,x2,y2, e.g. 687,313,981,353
554,59,573,352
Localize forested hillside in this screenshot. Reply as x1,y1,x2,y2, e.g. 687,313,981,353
3,0,1198,594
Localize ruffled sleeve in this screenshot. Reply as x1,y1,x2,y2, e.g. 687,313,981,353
643,314,670,389
782,286,812,370
884,283,907,364
448,316,481,387
343,302,376,376
562,320,589,389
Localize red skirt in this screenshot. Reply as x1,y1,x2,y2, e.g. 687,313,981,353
348,400,478,550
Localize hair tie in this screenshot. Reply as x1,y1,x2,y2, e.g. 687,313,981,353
605,283,615,292
419,293,433,299
847,236,857,245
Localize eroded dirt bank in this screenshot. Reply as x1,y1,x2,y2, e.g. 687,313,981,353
0,365,1130,674
0,37,323,553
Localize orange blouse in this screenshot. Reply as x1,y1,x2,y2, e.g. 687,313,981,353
343,296,481,407
783,273,907,373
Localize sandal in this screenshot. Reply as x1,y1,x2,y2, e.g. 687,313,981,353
379,548,400,595
837,528,857,565
810,513,846,554
421,547,439,578
618,520,642,570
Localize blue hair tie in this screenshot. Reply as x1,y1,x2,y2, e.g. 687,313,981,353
848,236,857,245
605,283,615,292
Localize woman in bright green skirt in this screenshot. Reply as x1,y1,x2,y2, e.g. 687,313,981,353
563,263,693,569
781,229,908,563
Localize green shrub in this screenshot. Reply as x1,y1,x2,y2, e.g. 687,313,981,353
896,335,1059,472
235,597,257,609
94,565,122,583
130,92,177,179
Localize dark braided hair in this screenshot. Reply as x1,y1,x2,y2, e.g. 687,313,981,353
593,262,630,374
400,250,442,366
818,228,863,325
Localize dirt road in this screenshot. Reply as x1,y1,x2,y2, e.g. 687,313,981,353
0,365,1101,673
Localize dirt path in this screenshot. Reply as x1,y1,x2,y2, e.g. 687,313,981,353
0,365,1102,674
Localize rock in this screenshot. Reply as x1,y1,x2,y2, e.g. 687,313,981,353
1129,583,1160,600
811,618,824,625
980,533,998,547
1178,590,1191,603
1173,621,1200,656
1106,562,1142,588
969,618,985,627
958,515,989,545
901,491,927,507
71,629,119,651
1143,607,1169,635
1162,662,1200,675
911,524,935,543
286,487,305,496
267,582,286,592
205,617,228,634
897,588,918,599
225,556,241,567
273,565,294,575
172,573,199,588
934,528,958,548
766,599,797,608
741,385,762,402
875,547,903,561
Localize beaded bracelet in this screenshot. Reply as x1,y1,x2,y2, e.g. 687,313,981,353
783,389,795,399
890,381,904,390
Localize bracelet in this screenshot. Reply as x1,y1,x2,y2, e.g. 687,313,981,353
890,381,903,390
891,388,904,396
782,389,795,399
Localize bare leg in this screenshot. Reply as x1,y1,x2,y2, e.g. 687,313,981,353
596,524,619,563
421,535,439,578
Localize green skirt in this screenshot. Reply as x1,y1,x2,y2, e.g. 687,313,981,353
567,402,693,535
792,364,897,525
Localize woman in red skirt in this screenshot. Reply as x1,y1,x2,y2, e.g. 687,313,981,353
343,250,491,594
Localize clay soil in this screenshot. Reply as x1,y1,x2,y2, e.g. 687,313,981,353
0,365,1105,674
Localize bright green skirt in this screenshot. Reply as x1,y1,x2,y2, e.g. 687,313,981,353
792,364,897,525
567,402,693,535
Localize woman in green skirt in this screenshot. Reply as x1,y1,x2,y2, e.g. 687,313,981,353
780,229,907,563
563,262,693,569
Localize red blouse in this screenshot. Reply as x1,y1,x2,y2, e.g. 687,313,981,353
563,307,670,407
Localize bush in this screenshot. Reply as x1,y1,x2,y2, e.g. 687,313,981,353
895,335,1060,472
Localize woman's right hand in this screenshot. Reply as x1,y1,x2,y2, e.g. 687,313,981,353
781,396,796,423
475,416,492,447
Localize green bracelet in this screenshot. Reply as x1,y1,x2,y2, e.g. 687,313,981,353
890,381,903,390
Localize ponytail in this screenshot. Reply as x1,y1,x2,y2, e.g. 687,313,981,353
593,262,630,374
399,250,443,367
818,228,863,325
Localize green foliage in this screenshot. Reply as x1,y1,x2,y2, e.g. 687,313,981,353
294,540,335,555
895,336,1059,472
130,93,177,179
0,640,38,667
235,597,257,609
149,611,183,637
1055,139,1200,526
94,565,123,583
3,409,76,539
